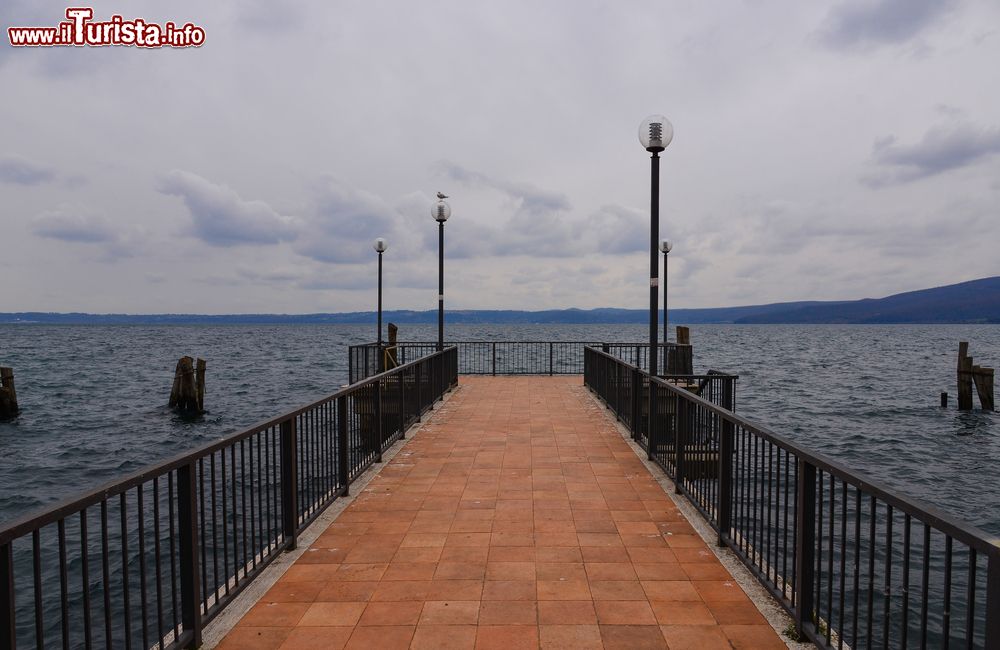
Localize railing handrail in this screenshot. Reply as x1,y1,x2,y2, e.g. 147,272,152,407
0,346,458,546
584,344,1000,556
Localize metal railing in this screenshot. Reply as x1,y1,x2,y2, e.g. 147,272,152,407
0,347,458,650
349,341,694,384
584,345,1000,648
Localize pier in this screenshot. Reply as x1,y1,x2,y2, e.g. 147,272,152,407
1,341,999,649
215,376,784,649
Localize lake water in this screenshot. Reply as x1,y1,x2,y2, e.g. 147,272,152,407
1,323,998,536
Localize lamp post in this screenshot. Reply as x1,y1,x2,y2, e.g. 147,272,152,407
374,237,387,359
660,239,672,346
639,115,673,377
432,199,451,351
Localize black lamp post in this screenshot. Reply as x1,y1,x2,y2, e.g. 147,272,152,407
374,237,387,356
639,115,673,377
432,199,451,351
660,239,672,346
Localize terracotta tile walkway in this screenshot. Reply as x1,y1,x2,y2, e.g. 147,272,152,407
218,376,786,649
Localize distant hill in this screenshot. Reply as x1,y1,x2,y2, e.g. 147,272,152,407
734,276,1000,324
1,277,998,325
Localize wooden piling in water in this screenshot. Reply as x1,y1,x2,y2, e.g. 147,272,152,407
195,358,206,413
956,342,994,411
169,356,206,417
0,367,18,419
957,342,974,410
972,366,994,411
676,326,690,345
385,323,399,369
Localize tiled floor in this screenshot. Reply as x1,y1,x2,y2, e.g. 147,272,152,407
217,376,786,649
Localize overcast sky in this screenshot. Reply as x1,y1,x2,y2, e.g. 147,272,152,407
2,0,998,313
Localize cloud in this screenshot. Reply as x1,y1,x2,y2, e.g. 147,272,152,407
862,122,1000,186
31,206,118,243
818,0,957,49
438,161,572,216
294,176,409,264
157,170,300,246
0,155,56,185
30,205,142,262
433,162,581,258
584,205,647,254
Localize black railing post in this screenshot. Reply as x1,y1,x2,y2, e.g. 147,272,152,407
416,361,424,414
375,380,383,462
987,552,1000,649
398,372,406,438
718,415,734,547
492,342,496,376
1,542,13,650
613,363,621,417
348,351,354,386
549,343,554,376
177,463,202,648
338,396,350,495
437,353,444,398
794,459,817,639
631,366,641,442
648,378,658,465
671,393,685,485
280,418,298,550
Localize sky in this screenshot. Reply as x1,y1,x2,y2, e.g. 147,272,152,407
2,0,999,313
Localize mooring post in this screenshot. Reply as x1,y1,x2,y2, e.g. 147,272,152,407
195,359,206,413
386,323,399,369
941,392,948,408
972,366,995,411
958,342,974,410
0,367,18,419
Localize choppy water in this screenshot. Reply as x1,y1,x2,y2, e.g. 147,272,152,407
1,323,998,535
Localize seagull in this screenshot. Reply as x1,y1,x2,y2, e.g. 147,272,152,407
436,191,449,199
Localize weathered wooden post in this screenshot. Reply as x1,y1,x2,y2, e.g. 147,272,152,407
957,342,995,411
973,366,995,411
195,358,206,413
676,326,690,345
957,342,974,411
169,356,206,417
0,368,18,419
386,323,399,369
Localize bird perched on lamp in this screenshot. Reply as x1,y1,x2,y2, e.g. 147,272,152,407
436,191,449,199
